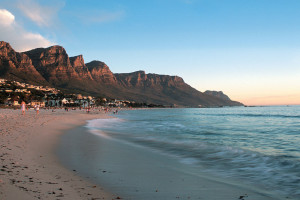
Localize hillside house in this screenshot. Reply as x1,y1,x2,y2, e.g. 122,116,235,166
15,89,31,93
45,99,62,107
30,100,45,107
61,98,69,105
5,98,20,106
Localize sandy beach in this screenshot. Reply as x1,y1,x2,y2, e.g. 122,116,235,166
0,108,115,200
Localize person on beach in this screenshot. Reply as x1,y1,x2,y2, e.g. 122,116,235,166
21,101,26,115
34,104,40,115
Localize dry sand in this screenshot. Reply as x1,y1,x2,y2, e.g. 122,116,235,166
0,108,117,200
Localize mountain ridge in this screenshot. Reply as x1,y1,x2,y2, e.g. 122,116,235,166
0,41,243,107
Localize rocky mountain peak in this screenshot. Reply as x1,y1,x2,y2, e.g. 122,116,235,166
86,60,117,84
0,41,32,67
70,55,84,68
0,41,8,46
86,60,108,70
0,41,15,58
115,71,185,88
69,55,93,80
204,90,231,101
0,41,47,85
0,41,11,49
133,70,146,74
47,45,66,53
172,76,184,82
24,45,78,83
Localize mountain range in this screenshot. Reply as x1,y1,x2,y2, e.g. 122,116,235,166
0,41,243,107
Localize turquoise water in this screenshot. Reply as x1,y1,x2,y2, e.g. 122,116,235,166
87,106,300,198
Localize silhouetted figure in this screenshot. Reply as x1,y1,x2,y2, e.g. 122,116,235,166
21,101,26,115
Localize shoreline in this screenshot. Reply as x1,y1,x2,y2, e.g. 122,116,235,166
0,108,116,200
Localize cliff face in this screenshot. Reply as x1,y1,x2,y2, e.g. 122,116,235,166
115,71,185,88
24,46,79,85
69,55,93,80
86,61,117,84
0,41,47,84
0,41,243,107
204,90,231,101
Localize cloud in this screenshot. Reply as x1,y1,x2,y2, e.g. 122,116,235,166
0,9,54,51
17,0,63,27
0,9,15,26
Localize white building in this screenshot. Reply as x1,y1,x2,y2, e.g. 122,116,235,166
61,98,69,105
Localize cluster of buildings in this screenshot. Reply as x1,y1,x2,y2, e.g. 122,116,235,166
45,95,95,108
0,78,135,108
0,79,59,94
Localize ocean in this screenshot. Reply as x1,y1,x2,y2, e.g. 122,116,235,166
85,106,300,198
58,106,300,199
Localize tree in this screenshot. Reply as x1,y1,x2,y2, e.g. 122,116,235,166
95,97,106,106
0,92,8,104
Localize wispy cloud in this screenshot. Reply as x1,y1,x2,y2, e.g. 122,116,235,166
17,0,64,27
0,9,54,51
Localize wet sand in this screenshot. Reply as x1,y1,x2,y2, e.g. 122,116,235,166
0,108,116,200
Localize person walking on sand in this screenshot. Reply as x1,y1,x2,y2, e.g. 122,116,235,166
34,104,40,115
21,101,26,115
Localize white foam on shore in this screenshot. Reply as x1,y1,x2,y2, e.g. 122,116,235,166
87,129,112,139
85,118,125,139
86,118,125,129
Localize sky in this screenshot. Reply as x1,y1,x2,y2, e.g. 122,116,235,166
1,0,300,105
